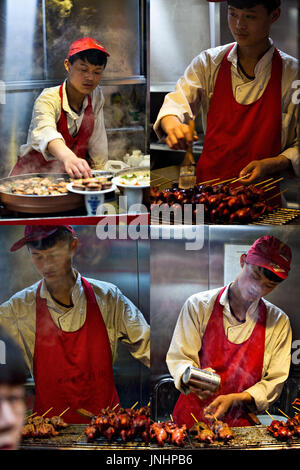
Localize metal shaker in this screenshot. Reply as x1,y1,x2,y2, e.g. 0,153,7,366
182,366,221,392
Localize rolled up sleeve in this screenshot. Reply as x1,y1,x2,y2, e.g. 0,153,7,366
245,313,292,412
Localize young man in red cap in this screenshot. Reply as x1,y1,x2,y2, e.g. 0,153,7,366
154,1,298,204
11,37,110,178
0,226,150,423
167,235,292,428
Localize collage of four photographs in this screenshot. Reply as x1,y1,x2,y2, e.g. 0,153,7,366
0,0,300,460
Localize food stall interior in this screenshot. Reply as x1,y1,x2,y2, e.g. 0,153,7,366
0,225,150,413
0,0,149,218
150,225,300,423
150,0,300,208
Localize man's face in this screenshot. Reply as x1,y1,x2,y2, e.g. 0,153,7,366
237,256,280,304
0,384,25,450
29,239,77,284
65,57,105,95
227,5,280,47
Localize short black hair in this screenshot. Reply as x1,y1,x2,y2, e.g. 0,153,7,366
0,327,28,385
27,227,74,251
68,49,108,68
227,0,280,14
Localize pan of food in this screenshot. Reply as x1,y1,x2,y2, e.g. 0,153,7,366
0,173,84,214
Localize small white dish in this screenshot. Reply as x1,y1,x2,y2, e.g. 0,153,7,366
67,183,116,215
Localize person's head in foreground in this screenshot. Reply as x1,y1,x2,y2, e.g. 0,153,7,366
0,327,28,450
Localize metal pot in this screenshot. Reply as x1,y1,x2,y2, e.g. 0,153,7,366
0,173,84,214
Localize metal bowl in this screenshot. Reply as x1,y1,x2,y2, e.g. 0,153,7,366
0,173,84,214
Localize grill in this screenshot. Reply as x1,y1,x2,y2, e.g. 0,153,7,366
20,424,300,450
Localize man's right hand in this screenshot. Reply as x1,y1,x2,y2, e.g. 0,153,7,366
161,115,198,150
187,367,216,400
47,139,92,178
62,154,92,179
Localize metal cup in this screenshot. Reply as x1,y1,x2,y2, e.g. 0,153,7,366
182,366,221,393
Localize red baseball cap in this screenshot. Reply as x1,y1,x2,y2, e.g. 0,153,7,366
10,225,75,252
67,37,110,58
246,235,292,280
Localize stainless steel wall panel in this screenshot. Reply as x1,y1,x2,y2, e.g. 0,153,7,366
150,226,209,379
44,0,141,80
0,0,44,81
150,0,211,86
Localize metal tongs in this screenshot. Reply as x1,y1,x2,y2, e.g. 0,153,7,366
179,119,196,189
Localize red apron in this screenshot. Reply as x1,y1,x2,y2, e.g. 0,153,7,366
173,286,266,428
33,277,119,423
196,45,283,206
10,83,95,176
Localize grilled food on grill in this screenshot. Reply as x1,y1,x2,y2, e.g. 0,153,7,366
267,413,300,441
149,420,187,447
84,405,150,443
150,182,274,224
190,420,234,443
22,414,68,438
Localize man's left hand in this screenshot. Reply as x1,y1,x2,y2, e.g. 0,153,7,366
204,391,253,420
239,156,292,185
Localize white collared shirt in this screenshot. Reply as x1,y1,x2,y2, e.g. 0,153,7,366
154,40,299,177
19,81,108,169
0,271,150,372
166,284,292,413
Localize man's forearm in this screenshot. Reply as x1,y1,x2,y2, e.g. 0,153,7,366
47,138,75,163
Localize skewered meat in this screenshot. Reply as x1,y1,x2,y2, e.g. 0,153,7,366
48,416,68,429
149,421,187,447
150,181,274,224
211,420,234,441
22,413,68,439
190,420,234,444
150,422,168,447
267,415,299,442
84,405,151,443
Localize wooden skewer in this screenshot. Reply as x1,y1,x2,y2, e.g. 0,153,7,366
265,410,275,420
263,185,277,192
254,178,274,186
212,177,237,186
278,408,290,419
292,406,300,412
112,403,120,411
170,414,173,422
190,413,199,423
26,411,37,420
131,401,138,410
230,174,251,184
266,189,288,201
41,407,53,418
261,177,284,189
147,401,150,407
59,407,70,417
198,178,220,185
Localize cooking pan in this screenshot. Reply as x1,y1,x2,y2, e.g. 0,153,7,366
0,173,84,214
